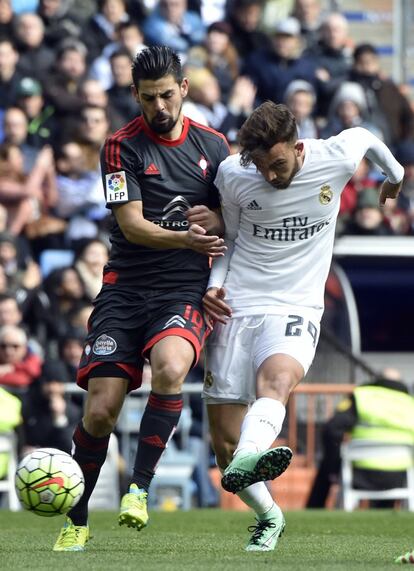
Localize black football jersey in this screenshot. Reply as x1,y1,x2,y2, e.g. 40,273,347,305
101,115,230,293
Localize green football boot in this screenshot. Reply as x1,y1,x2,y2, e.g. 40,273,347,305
53,517,90,552
221,446,293,493
245,504,286,552
395,550,414,564
118,484,149,530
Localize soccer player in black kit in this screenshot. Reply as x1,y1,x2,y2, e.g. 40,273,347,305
53,46,229,552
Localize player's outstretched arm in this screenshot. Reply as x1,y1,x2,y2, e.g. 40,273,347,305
186,205,225,236
349,128,404,203
114,201,226,256
203,287,232,325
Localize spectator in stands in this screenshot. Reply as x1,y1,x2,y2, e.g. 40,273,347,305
243,17,318,106
0,0,16,41
58,327,85,383
54,140,104,228
67,301,94,334
107,49,138,123
44,39,88,128
79,78,124,132
38,265,90,342
348,43,414,147
82,0,130,64
74,237,109,300
89,20,146,90
2,106,38,172
305,12,353,117
225,0,271,61
0,264,8,294
0,39,22,112
0,141,56,238
216,75,256,145
14,13,55,82
342,187,395,237
291,0,324,50
76,104,111,150
284,79,318,138
142,0,206,61
0,143,35,236
37,0,83,50
307,369,414,508
70,0,98,22
0,324,42,389
0,236,38,294
381,194,411,236
185,66,227,128
22,359,82,453
0,293,23,328
0,291,43,356
66,106,110,240
321,82,385,140
15,77,58,149
202,20,240,104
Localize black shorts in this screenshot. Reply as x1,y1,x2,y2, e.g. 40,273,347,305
77,284,208,392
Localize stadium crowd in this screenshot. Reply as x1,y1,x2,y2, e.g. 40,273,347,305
0,0,413,502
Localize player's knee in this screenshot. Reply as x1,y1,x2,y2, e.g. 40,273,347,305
259,371,296,403
151,360,188,392
85,399,118,435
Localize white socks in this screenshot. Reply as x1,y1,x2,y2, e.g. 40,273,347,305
237,482,275,517
218,465,277,518
234,397,286,456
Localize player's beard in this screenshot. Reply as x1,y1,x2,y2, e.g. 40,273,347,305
145,103,183,135
271,157,301,189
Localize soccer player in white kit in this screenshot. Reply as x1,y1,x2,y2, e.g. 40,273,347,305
202,102,404,552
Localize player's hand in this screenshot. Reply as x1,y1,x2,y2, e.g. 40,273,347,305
186,224,226,257
379,179,403,206
203,287,232,325
186,206,224,235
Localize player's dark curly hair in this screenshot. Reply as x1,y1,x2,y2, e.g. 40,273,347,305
131,46,183,87
238,102,298,167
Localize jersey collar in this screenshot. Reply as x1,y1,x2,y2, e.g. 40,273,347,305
140,115,190,147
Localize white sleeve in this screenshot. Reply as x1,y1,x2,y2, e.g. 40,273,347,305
207,165,241,289
341,127,405,183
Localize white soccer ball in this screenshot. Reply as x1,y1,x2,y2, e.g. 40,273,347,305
15,448,84,517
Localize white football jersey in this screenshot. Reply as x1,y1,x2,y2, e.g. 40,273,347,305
208,127,404,318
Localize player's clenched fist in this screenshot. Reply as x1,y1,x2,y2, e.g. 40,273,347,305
186,205,223,234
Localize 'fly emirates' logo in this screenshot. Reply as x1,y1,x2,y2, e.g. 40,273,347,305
252,216,330,241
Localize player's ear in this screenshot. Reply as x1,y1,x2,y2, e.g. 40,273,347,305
131,84,139,102
180,77,189,98
294,141,304,156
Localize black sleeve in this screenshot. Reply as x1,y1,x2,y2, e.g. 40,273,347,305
100,138,143,208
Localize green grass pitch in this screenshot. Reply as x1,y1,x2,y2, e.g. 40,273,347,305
1,509,413,570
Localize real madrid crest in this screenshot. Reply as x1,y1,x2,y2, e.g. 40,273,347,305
319,184,333,205
204,370,214,388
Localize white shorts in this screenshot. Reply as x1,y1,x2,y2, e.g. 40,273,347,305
203,312,320,405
